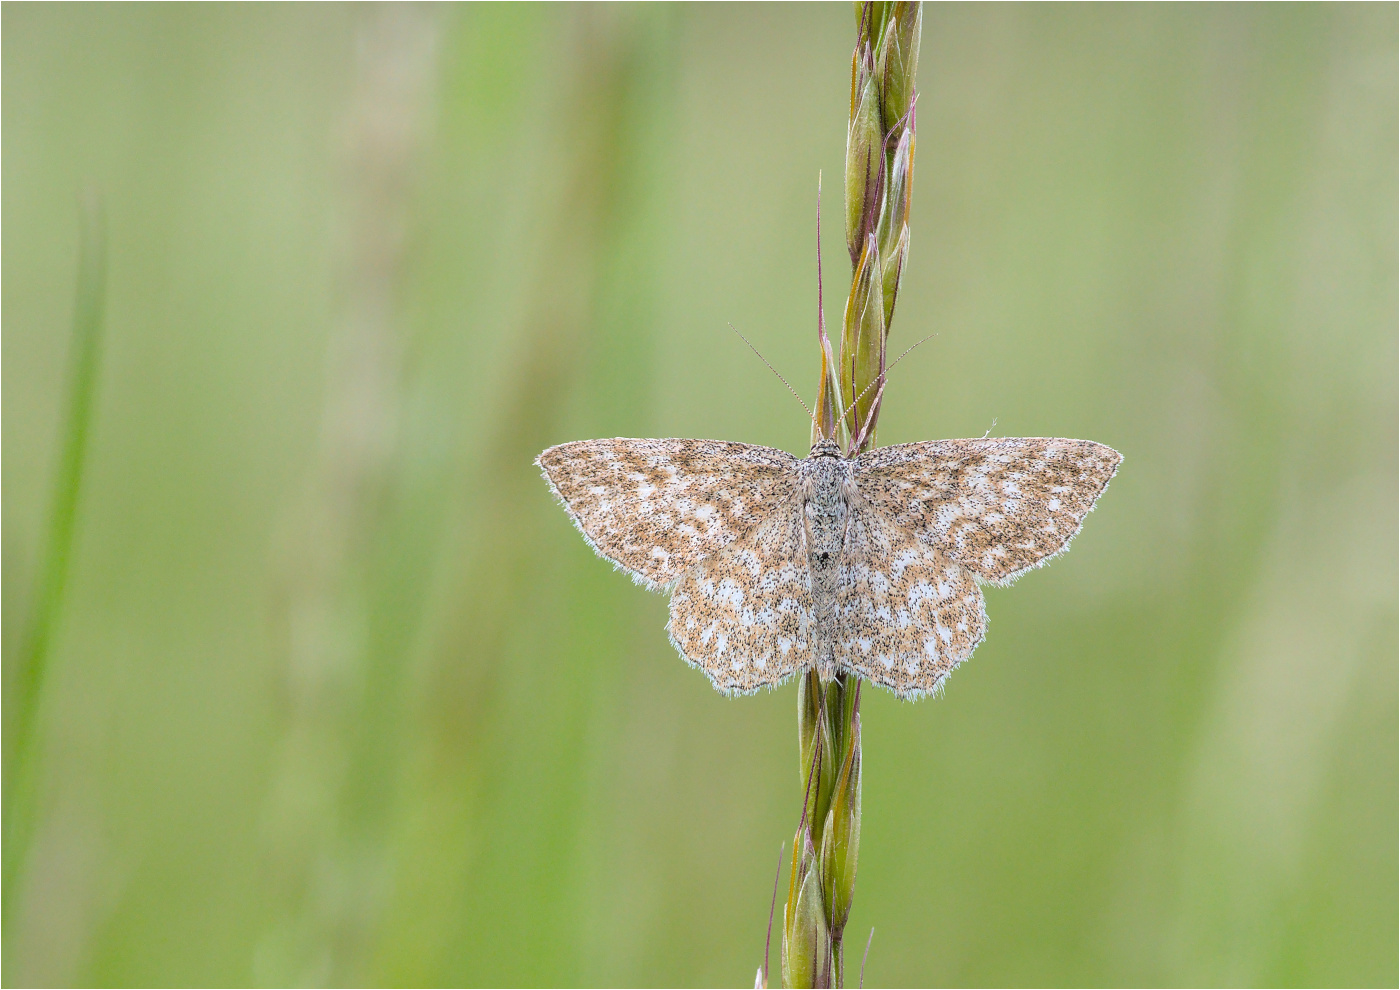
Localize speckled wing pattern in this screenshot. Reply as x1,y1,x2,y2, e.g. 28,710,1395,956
852,438,1121,586
667,502,812,695
536,438,799,590
835,505,986,698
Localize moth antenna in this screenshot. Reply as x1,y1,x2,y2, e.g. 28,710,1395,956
835,372,878,444
728,322,819,431
860,927,874,989
848,378,887,452
817,172,829,439
817,172,825,347
886,329,939,374
833,329,940,445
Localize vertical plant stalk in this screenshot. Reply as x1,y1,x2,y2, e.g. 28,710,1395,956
2,190,107,927
779,4,920,987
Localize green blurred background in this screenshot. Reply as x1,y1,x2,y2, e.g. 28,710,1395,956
4,4,1396,986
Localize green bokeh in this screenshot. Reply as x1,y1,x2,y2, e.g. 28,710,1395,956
4,4,1395,986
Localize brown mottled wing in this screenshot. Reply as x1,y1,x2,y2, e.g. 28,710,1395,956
667,501,812,695
536,438,800,590
835,506,986,697
852,438,1121,586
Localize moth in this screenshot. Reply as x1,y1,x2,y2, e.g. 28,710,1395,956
537,433,1120,698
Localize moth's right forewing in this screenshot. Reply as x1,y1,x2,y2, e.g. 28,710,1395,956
852,438,1121,585
536,438,800,589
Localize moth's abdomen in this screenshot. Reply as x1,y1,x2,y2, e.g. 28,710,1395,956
803,499,848,560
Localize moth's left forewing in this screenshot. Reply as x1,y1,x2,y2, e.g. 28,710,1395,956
536,438,800,589
852,438,1122,585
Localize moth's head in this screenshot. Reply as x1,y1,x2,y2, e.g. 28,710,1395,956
809,437,844,459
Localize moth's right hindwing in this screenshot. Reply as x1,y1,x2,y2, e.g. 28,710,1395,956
536,438,800,589
836,505,986,698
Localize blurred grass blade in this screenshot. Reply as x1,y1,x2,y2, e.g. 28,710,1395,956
2,189,107,924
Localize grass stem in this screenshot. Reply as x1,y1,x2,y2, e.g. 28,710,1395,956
2,189,107,927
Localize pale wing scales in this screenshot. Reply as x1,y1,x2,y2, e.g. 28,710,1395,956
536,438,799,589
852,438,1121,585
836,507,986,698
668,502,812,695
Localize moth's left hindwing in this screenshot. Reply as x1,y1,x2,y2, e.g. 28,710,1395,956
536,438,800,589
667,500,812,695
